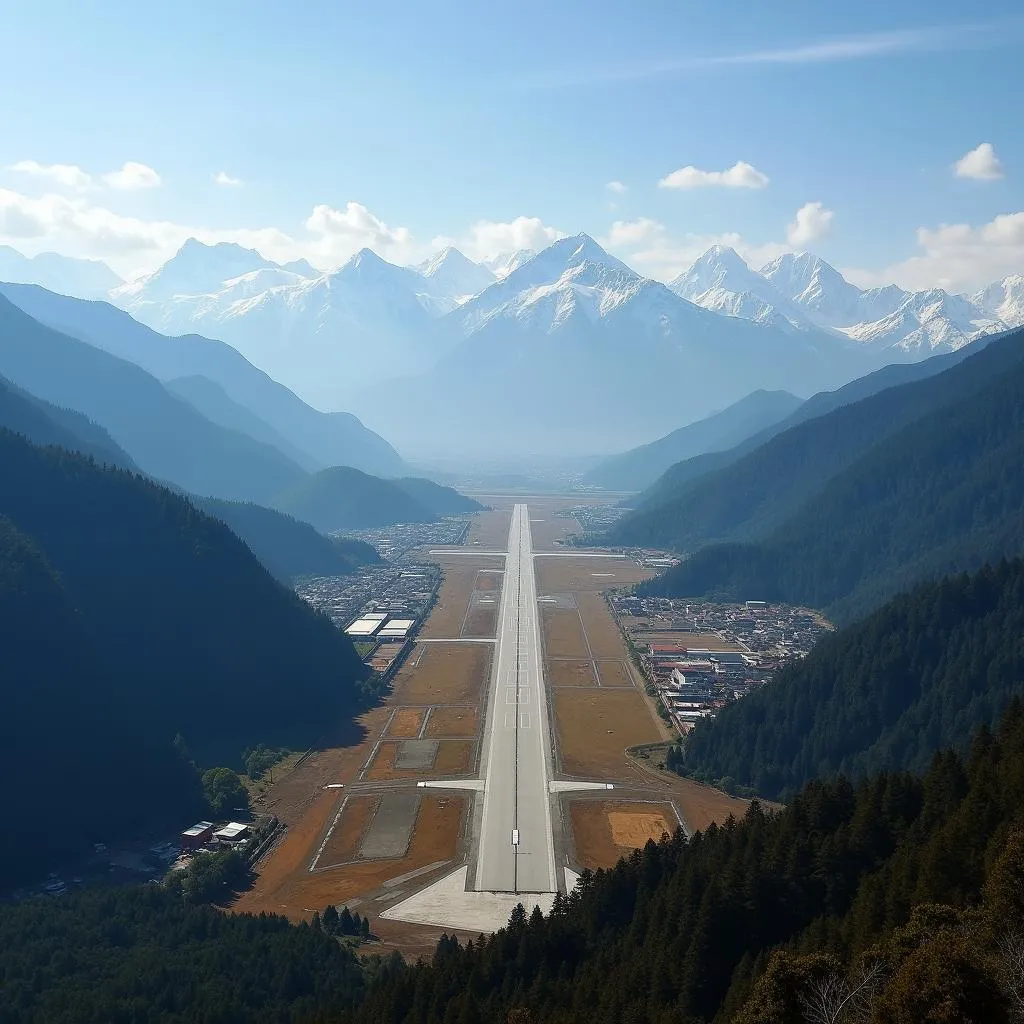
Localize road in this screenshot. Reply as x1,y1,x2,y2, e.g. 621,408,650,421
474,504,557,894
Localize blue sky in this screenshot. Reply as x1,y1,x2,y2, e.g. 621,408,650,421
0,0,1021,290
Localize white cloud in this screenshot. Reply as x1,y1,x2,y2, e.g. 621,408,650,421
786,201,834,246
214,171,243,187
9,160,93,190
601,201,835,281
953,142,1004,181
847,210,1024,293
434,216,564,261
659,160,769,190
606,181,627,193
600,218,664,248
304,201,414,264
102,161,162,190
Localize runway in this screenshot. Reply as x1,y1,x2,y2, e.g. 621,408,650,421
474,503,557,893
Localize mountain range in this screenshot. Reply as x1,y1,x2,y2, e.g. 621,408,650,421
0,282,404,477
3,237,1021,460
670,245,1020,357
0,245,123,300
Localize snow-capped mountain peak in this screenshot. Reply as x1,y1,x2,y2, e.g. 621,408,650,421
415,246,496,303
112,238,277,304
972,275,1024,328
484,249,537,280
668,245,808,332
760,251,861,320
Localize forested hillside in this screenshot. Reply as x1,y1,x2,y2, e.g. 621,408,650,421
274,465,435,532
0,886,366,1024
584,389,802,492
681,559,1024,800
0,515,206,879
0,429,371,878
639,347,1024,621
345,701,1024,1024
0,281,407,477
392,476,484,516
0,373,135,470
0,295,309,503
629,338,986,512
193,497,380,581
613,325,1024,553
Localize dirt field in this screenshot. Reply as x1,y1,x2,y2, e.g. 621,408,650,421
418,564,484,638
596,661,633,687
549,660,598,687
391,643,491,705
462,605,496,638
569,800,678,870
537,557,654,593
366,739,474,780
316,794,379,866
474,570,503,592
388,709,425,738
657,775,753,833
235,795,465,922
577,593,630,660
542,607,590,659
424,706,478,738
464,506,512,548
555,689,663,778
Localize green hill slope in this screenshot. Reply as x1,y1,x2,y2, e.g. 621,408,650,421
585,389,803,492
640,344,1024,621
0,429,372,877
630,339,990,512
0,295,308,503
615,329,1023,551
0,373,136,470
391,476,483,516
0,282,406,477
274,466,434,532
681,559,1024,800
193,497,381,581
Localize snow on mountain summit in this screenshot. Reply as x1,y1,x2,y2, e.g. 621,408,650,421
415,246,496,304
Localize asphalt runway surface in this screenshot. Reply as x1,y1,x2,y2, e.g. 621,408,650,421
474,504,557,894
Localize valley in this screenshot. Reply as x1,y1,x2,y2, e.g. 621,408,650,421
233,495,748,953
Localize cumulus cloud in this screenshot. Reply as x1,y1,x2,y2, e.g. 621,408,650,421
846,210,1024,293
659,160,769,190
953,142,1004,181
601,202,837,281
102,161,162,190
9,160,92,190
600,218,665,248
433,216,564,261
303,201,414,264
214,171,242,187
786,201,834,246
605,180,627,193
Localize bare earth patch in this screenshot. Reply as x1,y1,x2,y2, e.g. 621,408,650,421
569,800,677,870
555,689,663,779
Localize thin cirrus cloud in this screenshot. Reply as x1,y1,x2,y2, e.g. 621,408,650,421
518,20,1022,89
606,181,627,193
953,143,1004,181
659,160,769,190
214,171,243,187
